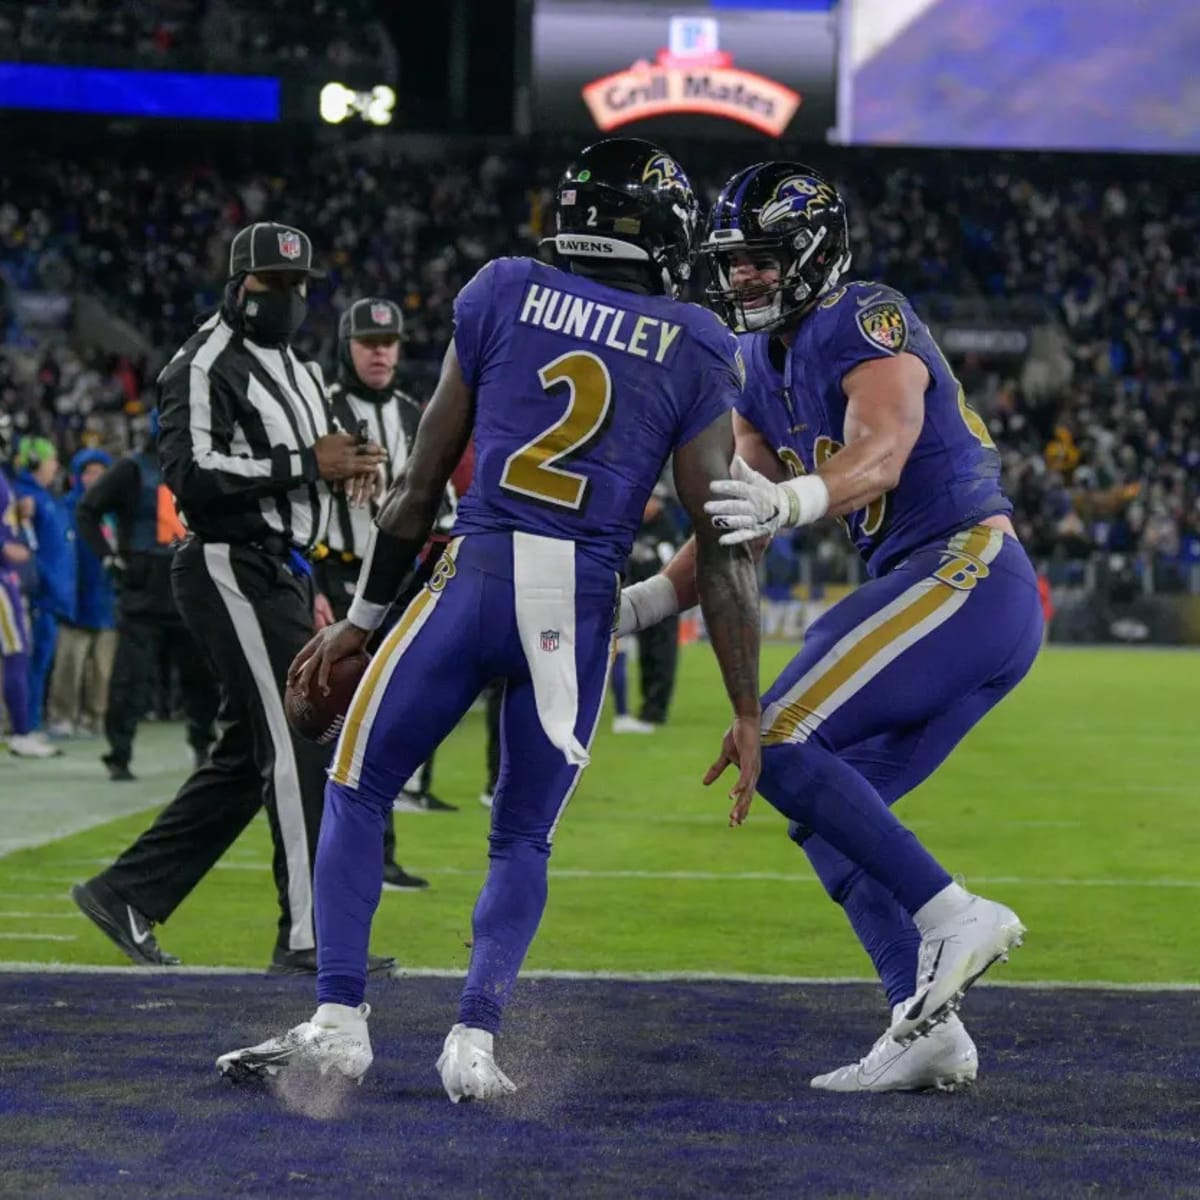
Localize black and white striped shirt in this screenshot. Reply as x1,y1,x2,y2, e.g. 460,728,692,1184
158,313,334,550
325,380,456,558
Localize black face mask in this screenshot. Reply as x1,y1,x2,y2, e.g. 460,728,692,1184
241,288,307,344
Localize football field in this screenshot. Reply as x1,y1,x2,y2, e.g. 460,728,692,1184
2,644,1198,980
2,645,1198,1198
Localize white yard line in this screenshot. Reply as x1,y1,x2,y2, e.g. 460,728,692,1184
0,933,77,942
0,961,1194,991
0,911,81,919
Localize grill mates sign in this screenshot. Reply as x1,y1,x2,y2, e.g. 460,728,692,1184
581,16,801,138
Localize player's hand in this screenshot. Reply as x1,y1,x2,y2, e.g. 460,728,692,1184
314,433,387,483
704,455,788,546
289,619,369,697
2,541,31,565
703,716,762,826
313,591,335,631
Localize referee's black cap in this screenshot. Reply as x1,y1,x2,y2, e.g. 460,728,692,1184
229,222,324,278
339,297,405,341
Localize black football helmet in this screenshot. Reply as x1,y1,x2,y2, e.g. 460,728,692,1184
552,138,701,298
703,162,851,334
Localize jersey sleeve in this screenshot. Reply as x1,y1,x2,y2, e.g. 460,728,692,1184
676,322,743,448
452,259,504,388
822,284,927,385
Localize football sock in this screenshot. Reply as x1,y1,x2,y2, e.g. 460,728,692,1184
458,837,549,1034
315,780,388,1009
802,836,920,1009
2,653,31,735
760,741,951,916
611,650,628,717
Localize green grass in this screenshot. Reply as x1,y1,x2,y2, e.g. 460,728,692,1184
2,645,1198,982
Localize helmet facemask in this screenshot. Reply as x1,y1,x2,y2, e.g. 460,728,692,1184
705,226,851,335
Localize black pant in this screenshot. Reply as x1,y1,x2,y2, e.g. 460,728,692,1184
103,611,219,768
102,540,328,953
637,615,679,724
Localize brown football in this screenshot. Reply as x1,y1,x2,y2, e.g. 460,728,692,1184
284,652,371,745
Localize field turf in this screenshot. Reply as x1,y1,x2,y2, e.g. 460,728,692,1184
2,645,1197,982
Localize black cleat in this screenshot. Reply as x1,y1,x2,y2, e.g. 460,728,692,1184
382,862,430,891
102,755,135,782
267,948,397,977
419,792,458,812
71,879,180,966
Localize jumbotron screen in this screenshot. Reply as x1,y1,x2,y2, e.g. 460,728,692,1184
531,0,838,142
847,0,1200,153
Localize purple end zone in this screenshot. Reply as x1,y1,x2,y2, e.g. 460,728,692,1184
1,973,1197,1198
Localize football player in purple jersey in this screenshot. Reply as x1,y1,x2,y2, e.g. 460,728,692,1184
217,139,762,1100
620,163,1041,1093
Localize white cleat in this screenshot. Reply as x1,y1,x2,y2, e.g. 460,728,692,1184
9,732,64,758
612,715,656,734
437,1023,516,1103
891,896,1025,1044
812,1007,978,1093
216,1003,373,1085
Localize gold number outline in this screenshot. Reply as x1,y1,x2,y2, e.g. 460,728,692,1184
499,349,613,512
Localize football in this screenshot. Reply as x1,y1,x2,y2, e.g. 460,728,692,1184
284,652,371,745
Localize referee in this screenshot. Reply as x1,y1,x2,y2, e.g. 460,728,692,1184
72,222,394,975
314,297,458,883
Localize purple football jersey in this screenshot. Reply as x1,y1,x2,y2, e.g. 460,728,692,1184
737,280,1011,577
452,257,742,572
0,471,17,545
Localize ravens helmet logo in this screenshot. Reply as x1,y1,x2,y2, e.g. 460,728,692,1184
642,153,684,189
758,175,838,229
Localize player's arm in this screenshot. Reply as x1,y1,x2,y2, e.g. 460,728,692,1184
290,341,475,692
705,353,926,544
620,411,774,634
818,354,926,515
673,412,761,818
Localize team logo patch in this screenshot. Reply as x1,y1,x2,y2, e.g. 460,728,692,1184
370,302,393,325
540,629,560,653
759,175,837,229
277,230,303,260
855,301,908,353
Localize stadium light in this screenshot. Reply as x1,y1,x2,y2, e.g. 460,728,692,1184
319,82,395,126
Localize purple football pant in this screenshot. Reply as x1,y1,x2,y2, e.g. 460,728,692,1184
758,525,1043,1007
0,573,32,735
315,533,616,1030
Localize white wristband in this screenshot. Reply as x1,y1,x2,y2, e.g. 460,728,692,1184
347,594,388,633
778,475,830,529
619,574,679,636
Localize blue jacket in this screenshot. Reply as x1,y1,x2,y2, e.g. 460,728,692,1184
66,449,116,630
15,469,77,622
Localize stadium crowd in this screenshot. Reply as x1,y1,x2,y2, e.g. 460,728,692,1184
1,142,1195,584
0,0,392,70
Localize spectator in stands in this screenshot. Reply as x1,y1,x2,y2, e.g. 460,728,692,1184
47,447,116,738
14,435,74,735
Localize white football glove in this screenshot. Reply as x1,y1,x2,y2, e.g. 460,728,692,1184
705,455,829,546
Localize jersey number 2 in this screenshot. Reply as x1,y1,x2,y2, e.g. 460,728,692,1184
499,350,612,510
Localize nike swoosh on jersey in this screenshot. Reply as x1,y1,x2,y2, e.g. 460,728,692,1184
856,291,885,307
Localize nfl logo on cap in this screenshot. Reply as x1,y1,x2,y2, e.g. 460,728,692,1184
370,302,393,325
278,230,302,260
